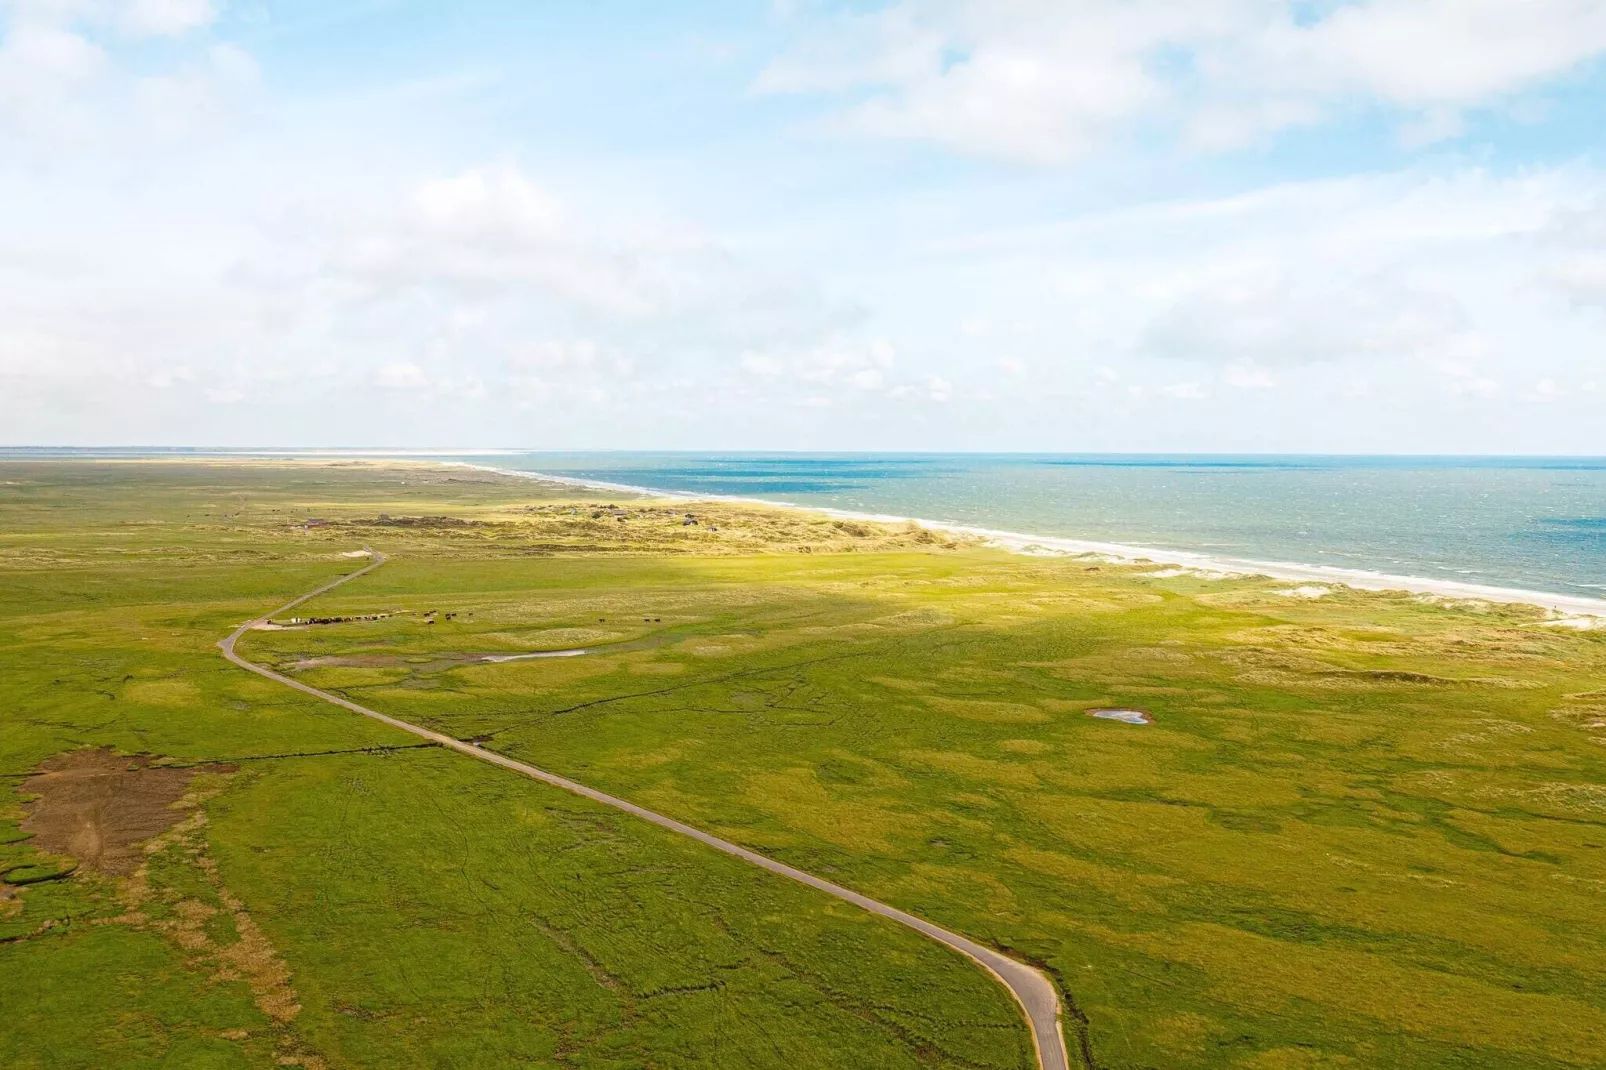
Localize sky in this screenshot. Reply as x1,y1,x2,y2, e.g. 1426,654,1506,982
2,0,1605,453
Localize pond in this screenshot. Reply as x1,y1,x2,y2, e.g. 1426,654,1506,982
1088,708,1152,725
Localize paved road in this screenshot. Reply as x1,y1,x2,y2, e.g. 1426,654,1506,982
219,551,1072,1070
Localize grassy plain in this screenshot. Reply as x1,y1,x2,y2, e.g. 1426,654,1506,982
0,461,1029,1070
5,459,1606,1069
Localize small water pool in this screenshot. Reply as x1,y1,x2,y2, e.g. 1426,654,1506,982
481,649,590,663
1088,708,1152,725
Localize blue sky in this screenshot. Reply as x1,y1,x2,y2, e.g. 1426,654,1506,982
3,0,1606,451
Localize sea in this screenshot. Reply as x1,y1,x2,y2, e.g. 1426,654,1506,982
454,453,1606,600
6,448,1605,601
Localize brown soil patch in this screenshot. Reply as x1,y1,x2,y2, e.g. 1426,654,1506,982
112,804,306,1025
19,748,235,876
13,749,323,1065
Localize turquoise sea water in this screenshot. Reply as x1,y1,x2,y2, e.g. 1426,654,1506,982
468,454,1606,598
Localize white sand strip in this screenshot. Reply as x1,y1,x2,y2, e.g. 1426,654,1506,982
447,461,1606,620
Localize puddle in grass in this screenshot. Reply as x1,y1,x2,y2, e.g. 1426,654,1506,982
1088,708,1153,725
290,633,678,673
293,649,588,670
480,650,590,663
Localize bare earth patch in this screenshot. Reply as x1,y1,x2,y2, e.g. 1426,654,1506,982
14,748,326,1067
19,748,234,876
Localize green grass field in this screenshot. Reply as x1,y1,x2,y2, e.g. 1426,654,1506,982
0,462,1029,1070
5,460,1606,1069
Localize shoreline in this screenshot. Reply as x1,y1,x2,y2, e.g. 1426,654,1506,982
450,461,1606,622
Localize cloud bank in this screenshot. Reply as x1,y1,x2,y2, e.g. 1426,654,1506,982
1,1,1604,450
760,0,1606,161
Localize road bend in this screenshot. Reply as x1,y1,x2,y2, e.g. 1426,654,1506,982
219,550,1072,1070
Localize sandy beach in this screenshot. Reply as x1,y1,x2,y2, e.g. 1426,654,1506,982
458,462,1606,622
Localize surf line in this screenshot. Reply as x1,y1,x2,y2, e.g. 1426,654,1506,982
444,460,1606,620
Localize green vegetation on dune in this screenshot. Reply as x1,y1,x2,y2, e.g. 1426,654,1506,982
207,746,1029,1069
6,460,1606,1069
0,461,1029,1070
266,549,1606,1069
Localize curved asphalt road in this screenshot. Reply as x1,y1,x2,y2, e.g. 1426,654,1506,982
219,551,1071,1070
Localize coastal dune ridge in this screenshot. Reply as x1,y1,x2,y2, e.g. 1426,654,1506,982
452,461,1606,622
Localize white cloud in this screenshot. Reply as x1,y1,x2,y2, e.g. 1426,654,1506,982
327,165,650,315
1267,0,1606,105
741,350,785,376
1550,254,1606,305
936,167,1603,394
0,0,248,151
1452,375,1503,398
1541,199,1606,307
120,0,215,37
374,361,429,391
1434,355,1505,398
1222,360,1276,390
760,1,1606,163
309,164,848,356
758,0,1187,164
508,338,599,372
737,337,902,391
413,166,564,236
133,42,258,143
1143,269,1469,365
0,140,883,444
8,147,1604,449
4,7,1606,453
2,0,217,36
0,23,103,128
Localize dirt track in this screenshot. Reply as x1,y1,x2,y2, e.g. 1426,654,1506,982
219,551,1072,1070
